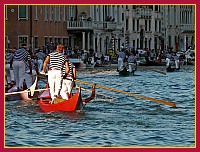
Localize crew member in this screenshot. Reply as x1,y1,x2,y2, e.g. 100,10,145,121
60,56,76,100
173,53,180,69
127,51,137,73
40,44,68,103
165,52,172,68
5,49,15,88
10,44,32,91
35,49,46,73
117,49,126,71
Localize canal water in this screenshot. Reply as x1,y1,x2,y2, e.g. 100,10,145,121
5,65,195,147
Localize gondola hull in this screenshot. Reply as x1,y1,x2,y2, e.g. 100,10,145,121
166,67,180,72
38,87,82,112
166,61,180,72
119,67,135,76
37,85,95,113
166,64,180,72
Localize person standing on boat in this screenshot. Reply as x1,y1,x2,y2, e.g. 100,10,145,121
127,51,137,73
35,49,46,73
60,56,76,100
40,44,68,103
10,44,32,91
173,53,180,70
5,49,15,89
117,49,126,71
165,52,172,69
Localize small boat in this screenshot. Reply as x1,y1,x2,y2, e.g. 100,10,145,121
166,60,180,72
166,66,180,72
119,65,136,76
69,58,85,69
86,57,96,69
119,67,131,76
37,85,95,113
86,62,96,69
5,76,38,101
139,61,166,66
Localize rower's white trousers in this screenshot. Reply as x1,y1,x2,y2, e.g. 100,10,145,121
5,63,15,84
128,63,136,72
175,60,179,69
118,58,124,71
13,61,25,89
48,70,62,100
166,58,170,66
37,59,43,72
60,79,73,100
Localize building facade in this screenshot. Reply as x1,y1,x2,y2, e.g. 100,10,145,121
162,5,195,51
115,5,195,52
66,5,124,57
124,5,163,51
5,5,69,50
5,5,195,55
67,5,195,57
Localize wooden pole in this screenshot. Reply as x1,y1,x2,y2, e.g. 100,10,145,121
75,80,176,107
5,88,49,96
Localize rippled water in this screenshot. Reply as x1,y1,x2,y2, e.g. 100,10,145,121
5,66,195,147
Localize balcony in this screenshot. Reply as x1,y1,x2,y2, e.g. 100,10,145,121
67,20,117,31
180,24,195,33
102,22,117,31
135,8,152,18
67,20,93,31
92,21,117,31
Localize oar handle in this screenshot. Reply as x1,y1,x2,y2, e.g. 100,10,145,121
141,67,166,75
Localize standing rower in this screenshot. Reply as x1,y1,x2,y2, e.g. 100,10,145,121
173,53,180,70
5,49,15,88
117,49,126,71
10,44,32,91
60,56,76,100
165,52,172,69
40,44,68,103
127,51,137,73
35,49,46,73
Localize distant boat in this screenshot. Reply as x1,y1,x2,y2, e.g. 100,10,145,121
166,60,180,72
139,61,166,66
119,64,137,76
119,67,131,76
69,58,86,68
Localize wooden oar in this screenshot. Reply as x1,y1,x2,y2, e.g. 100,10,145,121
140,67,166,75
29,76,38,96
5,88,49,96
75,80,176,107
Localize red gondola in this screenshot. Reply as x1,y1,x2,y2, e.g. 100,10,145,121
37,85,95,113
